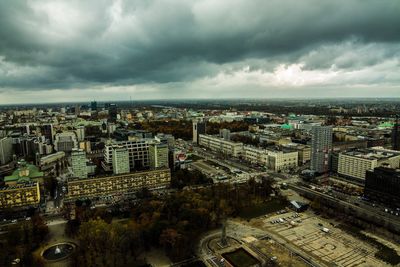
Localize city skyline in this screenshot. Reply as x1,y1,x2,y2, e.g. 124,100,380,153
1,0,400,104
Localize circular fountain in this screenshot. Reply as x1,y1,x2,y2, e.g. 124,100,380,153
41,242,76,262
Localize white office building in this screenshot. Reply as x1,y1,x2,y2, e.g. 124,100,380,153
75,126,85,142
149,142,169,169
103,139,150,172
71,149,88,179
112,146,130,175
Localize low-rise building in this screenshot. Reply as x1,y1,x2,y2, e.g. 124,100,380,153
66,168,171,200
199,134,243,157
266,149,298,172
0,160,42,209
4,160,44,185
0,182,40,209
242,146,298,171
282,143,311,165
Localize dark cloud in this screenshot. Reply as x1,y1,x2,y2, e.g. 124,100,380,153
0,0,399,97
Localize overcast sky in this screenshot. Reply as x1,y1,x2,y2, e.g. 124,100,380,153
0,0,400,104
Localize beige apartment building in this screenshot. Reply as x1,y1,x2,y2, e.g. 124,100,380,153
338,147,400,180
243,146,298,172
199,134,243,157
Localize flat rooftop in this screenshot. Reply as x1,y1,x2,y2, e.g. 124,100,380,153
342,149,400,160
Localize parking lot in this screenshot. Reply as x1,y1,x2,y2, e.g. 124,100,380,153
259,211,389,267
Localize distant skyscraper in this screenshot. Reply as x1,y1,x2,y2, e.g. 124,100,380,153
193,120,206,144
112,146,130,174
392,116,400,151
91,101,98,111
107,123,117,135
75,126,85,142
149,142,169,169
0,137,13,165
109,103,118,122
75,104,81,116
71,149,87,179
311,126,332,173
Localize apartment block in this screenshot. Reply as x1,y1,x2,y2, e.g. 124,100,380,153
71,149,88,179
243,146,298,172
199,134,243,157
338,147,400,180
112,146,130,175
102,139,150,172
66,168,171,200
149,142,169,169
0,182,40,209
311,126,332,173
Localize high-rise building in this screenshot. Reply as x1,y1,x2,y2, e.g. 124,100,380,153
149,142,169,169
0,137,13,165
91,101,98,111
109,103,118,122
112,146,130,175
71,149,88,179
75,104,81,116
192,120,206,144
38,124,54,142
392,116,400,151
102,139,150,172
311,126,332,173
75,126,85,142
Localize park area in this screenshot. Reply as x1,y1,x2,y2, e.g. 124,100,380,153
237,198,287,220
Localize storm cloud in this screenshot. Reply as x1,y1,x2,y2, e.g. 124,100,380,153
0,0,400,103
